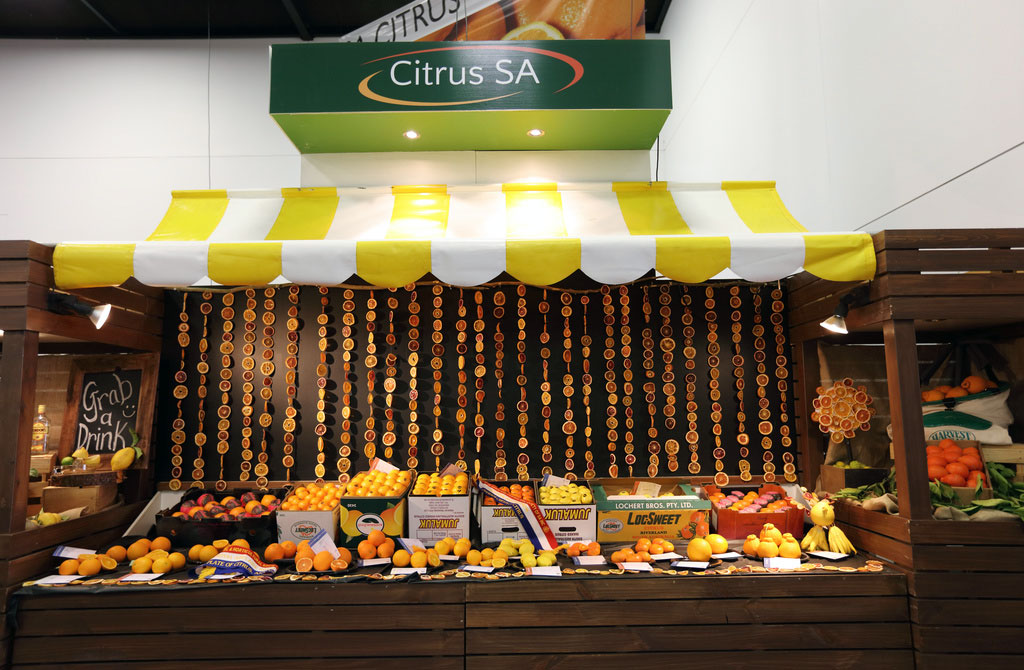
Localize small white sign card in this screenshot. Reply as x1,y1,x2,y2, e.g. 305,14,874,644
527,566,562,577
711,551,742,560
807,551,849,561
459,564,494,573
359,557,392,568
36,574,81,585
120,572,165,582
309,529,340,559
52,545,95,559
671,560,710,570
573,555,607,566
652,552,684,561
618,561,653,572
398,537,427,552
391,567,427,575
763,557,802,570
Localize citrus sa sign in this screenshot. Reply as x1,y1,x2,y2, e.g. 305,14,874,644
359,44,584,107
269,40,671,152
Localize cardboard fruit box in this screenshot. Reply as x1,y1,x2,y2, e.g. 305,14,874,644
592,478,711,543
536,476,597,544
277,504,342,546
155,488,286,548
336,464,413,548
705,483,805,540
407,466,471,545
926,440,993,506
476,480,530,545
820,464,889,492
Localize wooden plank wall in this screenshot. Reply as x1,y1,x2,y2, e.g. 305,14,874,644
465,574,912,668
7,574,910,669
11,583,465,670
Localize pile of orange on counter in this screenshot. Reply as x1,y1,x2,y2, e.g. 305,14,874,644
482,483,534,506
280,482,343,511
610,537,676,563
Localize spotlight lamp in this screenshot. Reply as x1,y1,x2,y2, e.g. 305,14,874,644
820,286,869,335
47,291,112,329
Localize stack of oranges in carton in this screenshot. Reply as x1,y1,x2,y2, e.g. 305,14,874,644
482,482,534,505
338,469,412,548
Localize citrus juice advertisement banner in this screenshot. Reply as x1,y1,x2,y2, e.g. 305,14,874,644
341,0,645,43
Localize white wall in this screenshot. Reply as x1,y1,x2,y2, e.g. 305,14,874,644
655,0,1024,232
0,38,300,244
0,38,650,244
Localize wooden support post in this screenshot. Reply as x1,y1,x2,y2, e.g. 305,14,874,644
794,340,823,489
0,330,39,533
883,319,932,518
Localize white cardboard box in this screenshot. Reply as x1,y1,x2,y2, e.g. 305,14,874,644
477,501,528,545
276,506,340,546
407,493,471,544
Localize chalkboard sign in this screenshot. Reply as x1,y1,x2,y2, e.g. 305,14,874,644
61,354,158,467
74,369,142,452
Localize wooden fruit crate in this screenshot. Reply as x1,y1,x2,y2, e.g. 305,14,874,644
981,444,1024,483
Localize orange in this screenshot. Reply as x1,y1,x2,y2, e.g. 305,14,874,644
961,375,987,394
212,539,229,550
150,536,171,552
135,538,152,552
958,455,983,471
330,558,348,572
312,551,333,572
336,546,353,564
264,543,285,562
513,0,640,40
946,462,969,478
453,538,471,557
295,547,316,562
98,555,118,571
426,549,441,568
742,535,760,557
937,438,958,450
188,544,204,561
706,534,729,555
230,538,250,550
295,556,313,573
636,550,652,563
58,559,80,576
410,551,428,569
661,541,675,553
609,550,627,564
151,557,172,574
105,545,127,563
126,541,148,561
168,552,186,570
941,473,966,487
921,389,945,402
945,387,968,399
466,550,482,566
756,539,779,559
392,549,411,567
367,529,387,547
377,538,396,559
357,540,377,560
686,537,712,562
131,557,152,574
280,541,297,559
586,542,601,556
198,545,219,562
927,465,948,480
491,557,507,569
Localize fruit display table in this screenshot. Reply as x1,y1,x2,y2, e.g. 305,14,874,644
9,560,910,669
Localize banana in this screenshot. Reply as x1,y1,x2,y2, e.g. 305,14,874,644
828,525,856,555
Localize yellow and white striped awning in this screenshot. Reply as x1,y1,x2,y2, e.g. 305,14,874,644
53,181,875,289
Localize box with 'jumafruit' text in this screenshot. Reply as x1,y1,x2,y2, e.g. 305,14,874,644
592,478,712,543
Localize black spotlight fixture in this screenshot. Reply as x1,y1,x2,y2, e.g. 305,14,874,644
46,291,112,329
820,285,869,335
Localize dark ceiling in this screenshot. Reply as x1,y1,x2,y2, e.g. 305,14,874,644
0,1,673,40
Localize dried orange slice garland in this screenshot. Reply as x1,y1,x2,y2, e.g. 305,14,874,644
810,378,876,444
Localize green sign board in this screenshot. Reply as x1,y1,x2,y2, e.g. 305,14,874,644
269,40,671,153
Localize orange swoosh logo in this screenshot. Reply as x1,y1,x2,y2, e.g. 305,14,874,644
358,70,523,107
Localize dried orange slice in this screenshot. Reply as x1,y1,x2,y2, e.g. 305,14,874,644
830,431,846,443
818,414,833,427
855,409,871,423
833,386,848,399
295,556,313,573
833,401,852,417
819,396,832,408
812,398,821,409
839,418,854,431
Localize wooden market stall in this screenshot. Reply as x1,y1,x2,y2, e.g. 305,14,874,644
0,241,163,668
788,228,1024,669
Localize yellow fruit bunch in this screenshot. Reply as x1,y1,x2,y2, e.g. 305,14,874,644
741,523,802,559
186,538,252,565
412,472,469,496
344,470,413,498
281,482,343,511
810,378,876,444
538,482,593,505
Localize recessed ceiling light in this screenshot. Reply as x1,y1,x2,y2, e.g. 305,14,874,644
527,128,545,137
404,130,420,139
